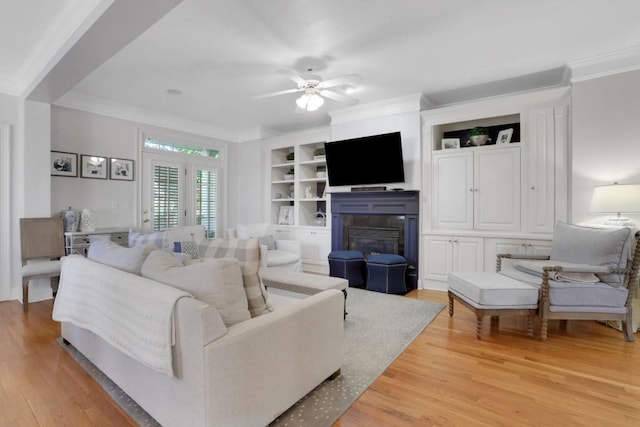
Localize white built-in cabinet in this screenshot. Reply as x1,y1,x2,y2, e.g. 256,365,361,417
433,145,520,231
483,238,552,273
264,130,331,273
420,87,569,289
424,235,484,281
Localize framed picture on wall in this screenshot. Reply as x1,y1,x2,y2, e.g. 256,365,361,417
110,157,134,181
80,154,108,179
50,151,78,177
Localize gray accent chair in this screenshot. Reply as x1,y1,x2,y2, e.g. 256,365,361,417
498,222,640,342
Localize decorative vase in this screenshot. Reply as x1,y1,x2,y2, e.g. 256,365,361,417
80,209,96,232
60,206,80,232
469,135,489,146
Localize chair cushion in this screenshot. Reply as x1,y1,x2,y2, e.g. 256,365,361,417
367,254,406,265
550,222,631,286
198,238,272,317
328,250,364,260
258,235,276,250
142,250,250,327
22,260,62,277
266,249,299,267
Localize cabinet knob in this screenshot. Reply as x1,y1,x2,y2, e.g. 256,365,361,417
474,188,479,192
531,186,536,190
469,189,474,192
453,239,459,243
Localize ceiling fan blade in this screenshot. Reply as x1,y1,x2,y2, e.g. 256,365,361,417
254,88,303,100
319,89,358,105
277,69,308,86
318,73,362,89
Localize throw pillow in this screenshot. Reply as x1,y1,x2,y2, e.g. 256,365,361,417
174,241,200,260
128,229,169,250
87,239,156,275
236,222,270,239
550,222,631,286
258,234,276,251
198,237,272,317
166,225,206,246
141,250,250,327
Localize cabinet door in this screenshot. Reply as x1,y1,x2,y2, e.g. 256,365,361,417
424,235,453,281
452,236,484,273
484,238,526,272
295,228,331,273
474,147,520,231
527,107,555,233
432,151,473,230
525,239,552,256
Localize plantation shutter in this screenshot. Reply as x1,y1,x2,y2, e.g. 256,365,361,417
153,164,181,231
196,168,217,238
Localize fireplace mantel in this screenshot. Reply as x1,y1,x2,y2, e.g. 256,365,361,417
330,190,419,289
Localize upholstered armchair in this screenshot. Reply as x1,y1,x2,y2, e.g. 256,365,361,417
227,223,302,271
497,222,640,341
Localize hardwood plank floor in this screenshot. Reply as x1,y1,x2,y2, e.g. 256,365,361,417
1,291,638,426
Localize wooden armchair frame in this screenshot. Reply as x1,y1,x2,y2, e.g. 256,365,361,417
497,231,640,342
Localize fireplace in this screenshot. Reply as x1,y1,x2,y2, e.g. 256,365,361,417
331,191,419,290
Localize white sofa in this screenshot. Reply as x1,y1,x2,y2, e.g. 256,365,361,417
54,254,344,426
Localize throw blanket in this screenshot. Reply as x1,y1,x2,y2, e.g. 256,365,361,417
52,256,191,377
514,260,600,283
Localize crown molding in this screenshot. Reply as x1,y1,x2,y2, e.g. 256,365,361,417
0,76,22,97
328,93,424,125
55,90,240,142
569,44,640,82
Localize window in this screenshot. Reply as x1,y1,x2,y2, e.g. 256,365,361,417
141,135,223,238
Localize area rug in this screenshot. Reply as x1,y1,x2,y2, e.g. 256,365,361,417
59,287,445,426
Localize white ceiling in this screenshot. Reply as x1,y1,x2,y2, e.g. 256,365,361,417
4,0,640,139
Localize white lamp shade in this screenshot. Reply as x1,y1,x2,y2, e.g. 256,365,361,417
589,184,640,213
296,92,324,111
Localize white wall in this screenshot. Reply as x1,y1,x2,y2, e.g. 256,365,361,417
0,94,18,301
51,106,234,231
572,69,640,225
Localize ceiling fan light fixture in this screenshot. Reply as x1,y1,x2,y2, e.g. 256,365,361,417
296,91,324,111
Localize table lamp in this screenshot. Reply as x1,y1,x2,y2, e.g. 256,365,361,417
589,182,640,226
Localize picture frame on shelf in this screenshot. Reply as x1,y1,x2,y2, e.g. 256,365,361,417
442,138,460,150
51,151,78,177
496,128,514,145
278,205,294,225
80,154,108,179
109,157,134,181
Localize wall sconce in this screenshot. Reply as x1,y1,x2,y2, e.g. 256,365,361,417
589,182,640,226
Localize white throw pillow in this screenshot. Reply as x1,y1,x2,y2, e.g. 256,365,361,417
128,229,169,250
236,222,270,239
87,239,155,275
141,250,251,327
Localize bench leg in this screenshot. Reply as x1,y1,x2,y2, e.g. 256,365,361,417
22,280,29,313
448,292,454,316
342,289,348,319
527,310,534,338
541,318,549,341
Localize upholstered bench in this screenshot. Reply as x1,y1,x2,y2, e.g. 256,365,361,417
259,267,349,317
448,272,539,339
366,254,408,294
328,250,366,287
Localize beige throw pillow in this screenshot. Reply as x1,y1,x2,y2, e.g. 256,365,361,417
198,237,272,317
87,239,155,275
141,250,251,327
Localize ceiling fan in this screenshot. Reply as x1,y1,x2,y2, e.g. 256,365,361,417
255,69,361,112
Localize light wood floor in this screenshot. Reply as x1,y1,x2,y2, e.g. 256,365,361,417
1,291,638,426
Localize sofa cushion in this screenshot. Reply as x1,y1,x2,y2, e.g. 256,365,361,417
129,229,169,250
236,222,270,239
87,239,155,275
550,222,631,286
266,249,299,267
198,238,272,317
141,250,250,327
258,234,276,250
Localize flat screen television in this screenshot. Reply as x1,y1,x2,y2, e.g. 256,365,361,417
324,131,405,187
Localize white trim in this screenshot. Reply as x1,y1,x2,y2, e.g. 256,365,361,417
569,44,640,82
328,93,424,125
0,123,11,301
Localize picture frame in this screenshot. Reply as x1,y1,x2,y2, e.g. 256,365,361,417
442,138,460,150
496,128,514,145
110,157,134,181
80,154,108,179
50,151,78,177
278,205,294,225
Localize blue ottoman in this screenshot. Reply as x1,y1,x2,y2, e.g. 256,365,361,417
328,250,365,287
366,254,407,294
